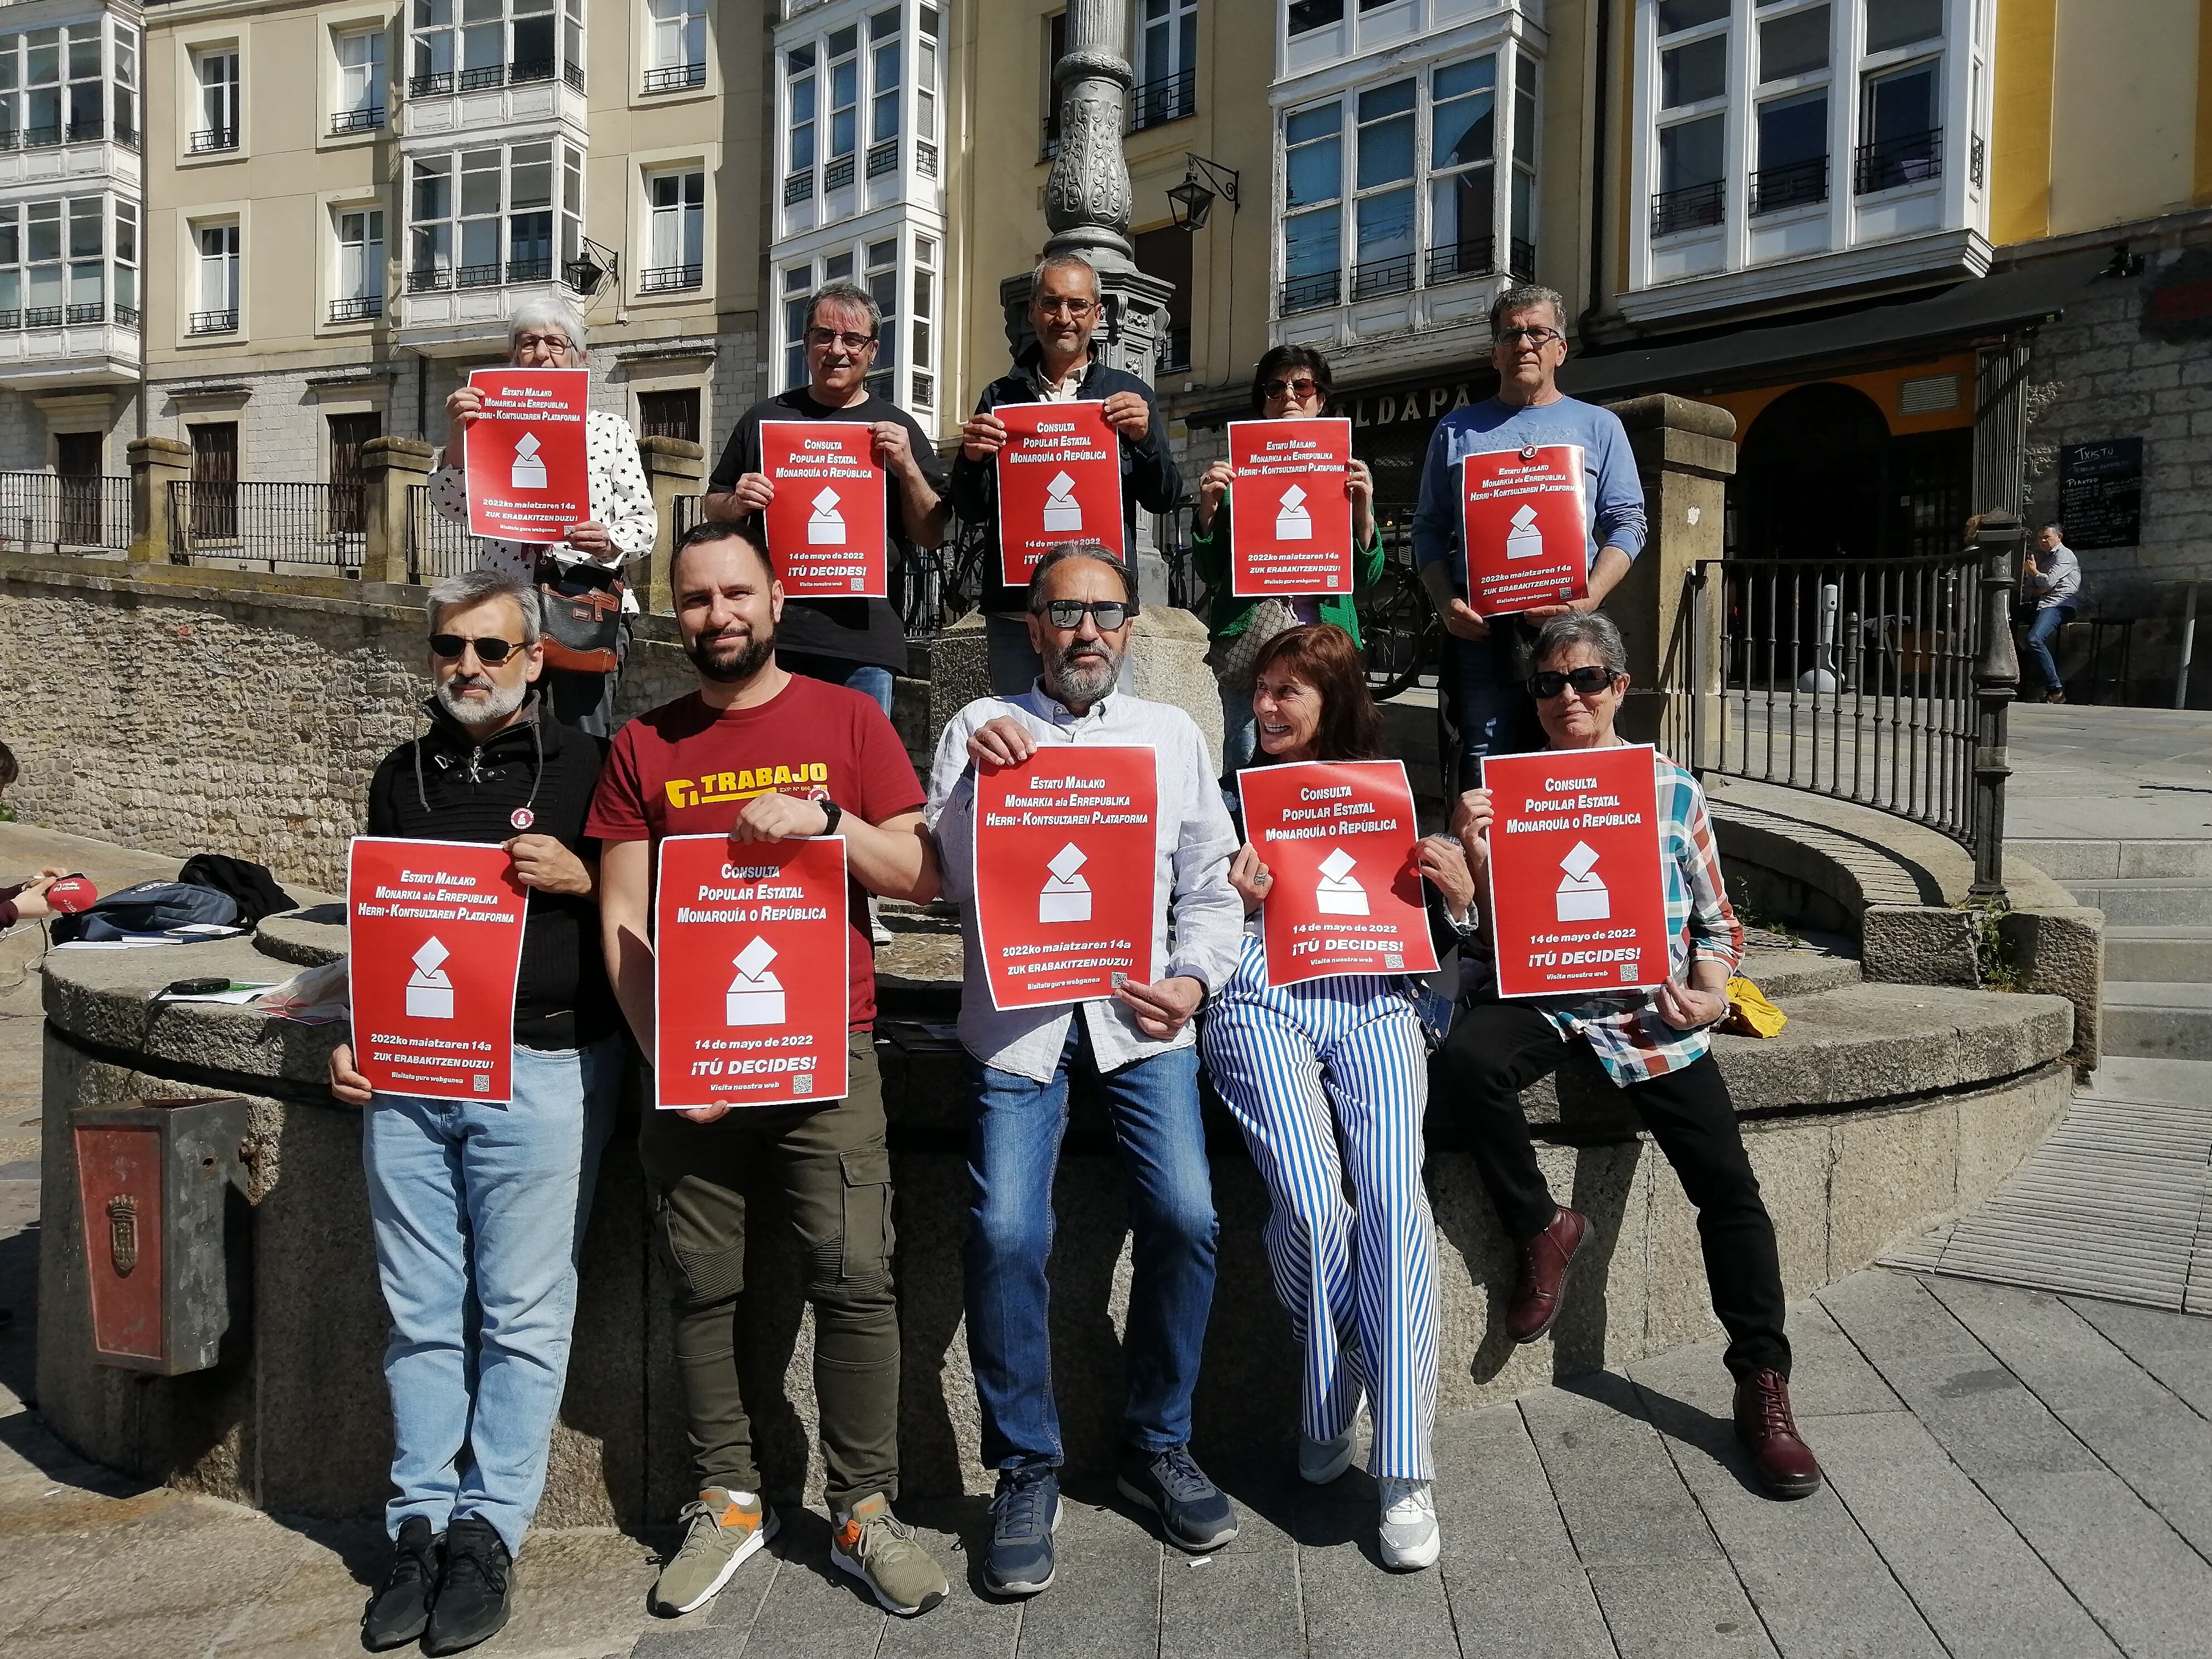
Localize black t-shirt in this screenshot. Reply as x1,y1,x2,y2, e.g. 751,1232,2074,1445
709,387,949,670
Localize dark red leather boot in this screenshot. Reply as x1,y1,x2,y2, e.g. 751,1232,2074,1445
1734,1368,1824,1498
1506,1207,1590,1343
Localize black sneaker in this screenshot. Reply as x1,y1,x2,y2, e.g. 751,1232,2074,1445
424,1516,511,1655
982,1467,1061,1598
361,1515,440,1651
1115,1443,1238,1553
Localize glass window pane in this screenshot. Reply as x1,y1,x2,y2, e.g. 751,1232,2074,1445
1512,51,1537,166
1282,205,1340,278
1285,132,1342,206
1867,61,1934,141
1658,0,1729,32
1662,35,1728,106
1658,112,1725,191
1433,55,1494,104
1355,187,1414,262
1430,164,1495,251
828,26,856,54
1285,103,1340,146
1288,0,1345,37
1357,110,1414,188
1864,0,1942,53
1760,6,1829,79
1356,77,1414,122
1758,88,1826,167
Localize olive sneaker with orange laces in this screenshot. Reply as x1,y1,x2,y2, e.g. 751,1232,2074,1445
651,1488,779,1616
830,1492,949,1617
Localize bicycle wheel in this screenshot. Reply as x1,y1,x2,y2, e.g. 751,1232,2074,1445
1362,564,1434,701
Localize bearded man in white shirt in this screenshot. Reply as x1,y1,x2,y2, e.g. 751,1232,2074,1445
926,542,1244,1599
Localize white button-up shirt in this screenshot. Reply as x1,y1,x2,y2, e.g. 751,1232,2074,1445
928,685,1244,1083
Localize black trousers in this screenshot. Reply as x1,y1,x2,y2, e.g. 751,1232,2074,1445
1438,998,1791,1380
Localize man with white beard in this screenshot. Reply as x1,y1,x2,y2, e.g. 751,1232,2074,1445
329,568,623,1656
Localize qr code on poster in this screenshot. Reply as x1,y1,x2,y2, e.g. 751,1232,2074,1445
1619,962,1639,982
1112,972,1129,988
473,1074,490,1094
1383,952,1404,970
793,1073,815,1095
851,578,866,592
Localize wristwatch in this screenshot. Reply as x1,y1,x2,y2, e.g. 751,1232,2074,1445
816,798,844,836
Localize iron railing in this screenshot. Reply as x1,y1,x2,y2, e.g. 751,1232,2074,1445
1425,237,1496,285
329,295,383,322
640,263,701,293
188,127,238,153
824,153,855,190
1350,251,1417,301
167,479,366,571
1652,179,1725,235
406,484,488,583
331,105,383,134
643,61,705,93
784,169,814,204
867,139,898,177
1751,155,1827,215
1132,66,1196,129
1855,128,1941,193
1665,532,2023,884
1279,269,1341,314
188,308,238,334
0,470,130,556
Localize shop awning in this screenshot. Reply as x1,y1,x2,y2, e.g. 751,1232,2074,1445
1559,249,2113,402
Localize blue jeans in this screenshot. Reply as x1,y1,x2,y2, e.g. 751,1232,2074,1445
964,1023,1218,1470
783,651,895,716
362,1035,623,1554
2027,605,2074,693
1442,629,1545,792
1218,675,1258,775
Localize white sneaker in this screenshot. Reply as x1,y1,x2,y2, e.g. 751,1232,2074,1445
1297,1428,1355,1485
1377,1477,1439,1570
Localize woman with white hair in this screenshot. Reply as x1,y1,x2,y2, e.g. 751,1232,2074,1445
429,294,657,735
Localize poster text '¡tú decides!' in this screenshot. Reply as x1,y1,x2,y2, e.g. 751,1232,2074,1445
672,862,832,926
354,869,517,921
1003,422,1109,463
984,775,1151,828
1502,774,1647,834
1260,783,1401,843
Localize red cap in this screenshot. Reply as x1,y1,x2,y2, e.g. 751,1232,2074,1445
43,877,96,914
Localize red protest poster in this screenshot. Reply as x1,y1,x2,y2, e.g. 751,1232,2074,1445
973,746,1158,1010
347,837,530,1102
994,400,1124,587
1483,745,1672,999
1238,759,1439,988
1459,444,1589,616
464,366,593,542
759,420,890,599
1225,418,1355,598
653,834,851,1110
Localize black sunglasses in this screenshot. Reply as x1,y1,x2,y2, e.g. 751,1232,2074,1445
430,634,527,665
1035,599,1130,631
1529,665,1618,698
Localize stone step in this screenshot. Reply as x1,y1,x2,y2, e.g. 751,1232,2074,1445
2105,928,2212,986
2012,837,2212,882
2059,879,2212,926
2101,981,2212,1063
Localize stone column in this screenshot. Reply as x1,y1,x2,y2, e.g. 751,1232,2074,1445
636,435,706,615
1605,395,1736,761
358,435,438,586
126,435,191,564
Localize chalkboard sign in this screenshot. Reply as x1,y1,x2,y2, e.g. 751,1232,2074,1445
2058,438,2142,550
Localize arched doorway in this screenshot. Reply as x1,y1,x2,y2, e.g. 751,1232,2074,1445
1735,382,1890,560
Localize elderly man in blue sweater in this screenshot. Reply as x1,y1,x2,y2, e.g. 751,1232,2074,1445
1411,283,1648,789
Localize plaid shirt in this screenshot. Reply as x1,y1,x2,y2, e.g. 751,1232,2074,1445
1534,754,1744,1085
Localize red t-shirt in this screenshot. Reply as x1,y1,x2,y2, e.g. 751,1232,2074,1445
585,674,926,1029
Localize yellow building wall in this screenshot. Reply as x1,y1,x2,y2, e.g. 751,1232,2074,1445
1699,353,1980,447
2047,0,2198,235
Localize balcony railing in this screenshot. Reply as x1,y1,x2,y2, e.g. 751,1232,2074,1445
867,139,898,177
169,479,367,573
64,301,102,324
505,257,552,284
0,470,132,557
115,125,139,153
116,304,139,327
639,263,701,293
1425,237,1497,285
1131,66,1196,130
188,127,239,154
643,61,705,93
1855,128,1941,194
1160,323,1191,373
824,152,854,190
408,71,453,96
1750,154,1828,216
1279,269,1341,315
458,63,508,90
784,169,814,204
1970,132,1985,187
188,308,239,334
1041,120,1061,162
21,307,59,328
330,105,383,135
65,117,103,143
21,124,59,149
563,61,584,93
411,59,576,97
329,295,383,322
1651,178,1725,235
456,262,501,288
918,139,938,178
1510,237,1535,282
406,266,449,293
1350,251,1416,302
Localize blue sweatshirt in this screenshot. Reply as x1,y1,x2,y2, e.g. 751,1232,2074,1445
1410,395,1648,586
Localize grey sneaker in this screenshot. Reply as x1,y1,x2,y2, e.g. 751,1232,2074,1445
651,1488,779,1616
830,1492,949,1617
1377,1477,1439,1571
1298,1428,1355,1485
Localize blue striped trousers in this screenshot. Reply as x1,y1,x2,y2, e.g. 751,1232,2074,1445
1199,935,1439,1479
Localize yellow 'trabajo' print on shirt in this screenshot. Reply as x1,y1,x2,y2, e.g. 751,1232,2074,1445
664,763,833,809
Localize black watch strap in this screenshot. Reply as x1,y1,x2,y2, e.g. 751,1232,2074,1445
818,798,843,836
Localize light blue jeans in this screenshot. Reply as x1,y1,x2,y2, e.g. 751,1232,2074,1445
362,1035,623,1555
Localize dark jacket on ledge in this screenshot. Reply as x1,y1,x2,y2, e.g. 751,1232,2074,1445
948,342,1183,616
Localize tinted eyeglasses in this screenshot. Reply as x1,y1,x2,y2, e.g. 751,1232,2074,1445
1259,376,1323,401
1036,599,1130,632
807,328,877,351
1529,665,1618,699
1497,326,1564,348
430,634,527,666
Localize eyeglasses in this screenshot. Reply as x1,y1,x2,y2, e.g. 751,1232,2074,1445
1036,297,1098,318
430,634,527,666
513,333,573,355
1259,377,1323,401
1528,665,1618,699
806,328,878,351
1036,598,1129,631
1497,326,1564,348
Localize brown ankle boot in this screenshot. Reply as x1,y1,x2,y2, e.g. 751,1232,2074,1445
1506,1207,1589,1343
1733,1369,1823,1498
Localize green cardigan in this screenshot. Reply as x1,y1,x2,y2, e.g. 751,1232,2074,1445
1190,482,1389,648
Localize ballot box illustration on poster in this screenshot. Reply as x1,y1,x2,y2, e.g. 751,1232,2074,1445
1482,746,1671,999
974,747,1158,1010
759,421,889,597
994,401,1124,586
1237,759,1438,988
1039,843,1093,922
654,835,851,1110
1225,418,1355,597
1458,444,1590,616
463,367,591,542
347,837,531,1103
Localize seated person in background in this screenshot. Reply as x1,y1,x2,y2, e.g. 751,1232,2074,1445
0,740,66,930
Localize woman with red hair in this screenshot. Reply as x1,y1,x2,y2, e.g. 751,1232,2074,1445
1197,624,1472,1571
